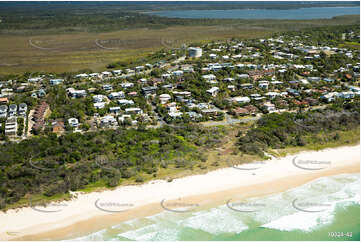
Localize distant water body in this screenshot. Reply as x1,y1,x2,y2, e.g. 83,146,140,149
149,7,360,20
71,173,360,241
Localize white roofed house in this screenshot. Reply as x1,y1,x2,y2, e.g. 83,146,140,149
93,94,106,109
5,116,17,136
67,88,87,98
188,47,202,58
120,82,134,89
75,73,89,79
258,80,269,89
162,73,171,79
117,99,135,105
227,85,236,92
28,77,43,83
263,102,276,112
321,92,338,102
172,70,183,77
0,105,7,118
108,91,125,100
112,70,122,75
68,118,79,128
8,104,17,117
138,78,147,84
18,103,27,116
89,73,100,79
94,102,106,109
93,94,105,103
265,92,280,99
338,91,355,99
202,74,216,81
207,87,220,97
109,106,121,115
237,74,250,79
125,107,143,115
103,84,113,91
209,53,217,59
135,66,145,72
49,79,64,85
232,96,251,104
100,115,118,128
159,94,171,104
101,71,112,78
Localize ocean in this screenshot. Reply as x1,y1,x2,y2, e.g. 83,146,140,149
70,173,360,241
148,7,360,20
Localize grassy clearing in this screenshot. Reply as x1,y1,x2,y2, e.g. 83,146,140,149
0,26,274,75
0,14,359,75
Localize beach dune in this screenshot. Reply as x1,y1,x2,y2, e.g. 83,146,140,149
0,144,359,241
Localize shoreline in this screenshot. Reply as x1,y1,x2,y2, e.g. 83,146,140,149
1,144,360,241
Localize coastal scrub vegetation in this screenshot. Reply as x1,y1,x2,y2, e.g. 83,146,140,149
0,124,224,209
237,100,360,156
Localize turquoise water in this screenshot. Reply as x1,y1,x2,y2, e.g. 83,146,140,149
149,7,360,20
71,173,360,241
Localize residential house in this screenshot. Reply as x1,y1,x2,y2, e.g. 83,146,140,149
125,108,143,115
93,95,106,103
68,118,79,128
265,92,280,99
5,116,17,136
8,104,17,117
49,79,64,85
117,99,134,105
0,97,8,104
207,87,220,97
263,102,276,112
101,71,112,78
240,83,253,89
109,106,121,115
244,105,258,115
100,115,118,127
108,91,125,100
103,84,113,91
67,88,87,98
28,77,43,83
258,80,269,89
159,94,171,104
142,86,158,95
18,103,27,116
120,82,134,88
0,105,7,118
202,74,216,81
232,96,251,104
233,107,249,116
52,120,65,134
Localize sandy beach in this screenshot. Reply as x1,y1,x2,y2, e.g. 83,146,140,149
1,144,359,241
